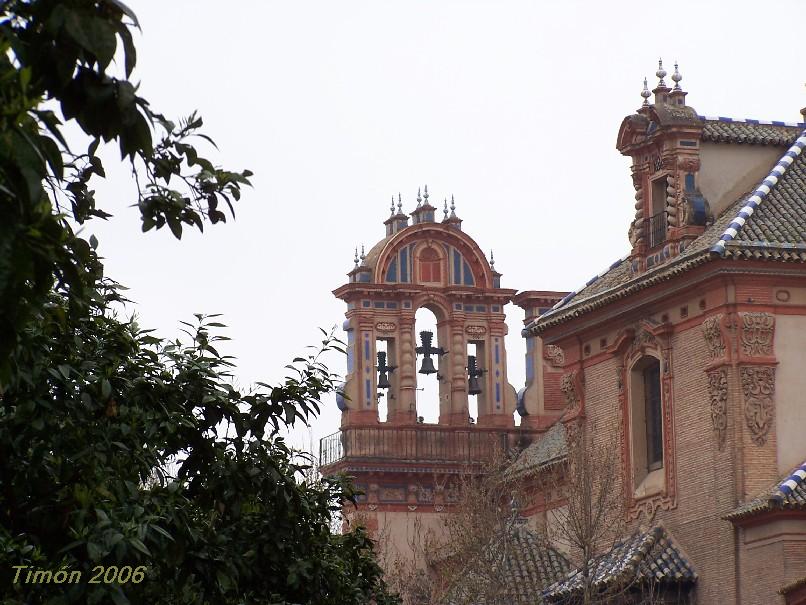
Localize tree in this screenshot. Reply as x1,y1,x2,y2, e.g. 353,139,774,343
382,450,569,605
0,2,398,603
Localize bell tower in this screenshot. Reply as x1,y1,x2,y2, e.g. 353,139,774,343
320,188,534,558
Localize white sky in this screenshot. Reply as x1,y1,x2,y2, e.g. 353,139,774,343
88,0,806,452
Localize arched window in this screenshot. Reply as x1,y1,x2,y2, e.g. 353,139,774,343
419,247,442,283
630,356,664,486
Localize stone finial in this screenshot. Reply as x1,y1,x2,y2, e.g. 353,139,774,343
417,187,422,208
671,61,682,90
450,194,456,217
354,247,359,268
423,184,430,206
656,58,667,88
490,249,495,269
397,192,403,214
443,198,448,218
641,77,651,106
390,195,395,216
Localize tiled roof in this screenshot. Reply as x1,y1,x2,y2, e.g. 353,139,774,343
445,522,570,605
780,576,806,596
506,422,567,478
725,461,806,521
712,130,806,254
543,525,696,602
528,124,806,334
700,118,803,146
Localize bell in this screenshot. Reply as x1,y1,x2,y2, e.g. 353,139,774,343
419,356,437,375
376,351,396,389
467,355,484,395
378,371,391,390
468,375,482,396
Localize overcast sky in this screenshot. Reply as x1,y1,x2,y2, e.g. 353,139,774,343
89,0,805,451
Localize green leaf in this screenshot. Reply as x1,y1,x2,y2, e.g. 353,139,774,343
129,537,151,556
64,11,118,69
101,378,112,400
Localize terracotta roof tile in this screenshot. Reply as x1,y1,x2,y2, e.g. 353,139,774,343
543,525,696,602
507,422,567,477
701,121,801,146
725,460,806,521
445,523,570,605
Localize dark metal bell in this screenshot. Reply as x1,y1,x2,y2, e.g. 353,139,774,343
467,355,484,395
377,371,391,390
419,356,437,375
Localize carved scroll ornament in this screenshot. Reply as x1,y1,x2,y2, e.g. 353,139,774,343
740,313,774,357
741,366,775,446
707,369,728,450
702,315,726,360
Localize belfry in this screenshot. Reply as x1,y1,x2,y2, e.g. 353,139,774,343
319,187,543,549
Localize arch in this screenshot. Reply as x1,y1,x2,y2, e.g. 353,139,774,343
415,243,445,285
373,225,493,289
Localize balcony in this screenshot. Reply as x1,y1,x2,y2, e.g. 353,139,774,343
319,426,512,468
648,212,667,248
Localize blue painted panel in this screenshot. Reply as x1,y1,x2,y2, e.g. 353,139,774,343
495,343,500,365
495,383,500,403
463,261,474,286
365,379,371,405
386,258,398,282
400,247,409,282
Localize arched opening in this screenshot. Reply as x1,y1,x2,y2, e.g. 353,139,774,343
414,306,442,424
375,338,389,423
466,342,480,424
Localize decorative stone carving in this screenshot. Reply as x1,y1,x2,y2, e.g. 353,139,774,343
636,329,657,347
434,505,445,512
368,504,378,511
740,313,775,357
560,371,580,409
702,315,725,360
707,369,728,450
375,321,396,332
544,345,565,367
465,325,487,336
677,157,700,173
628,494,675,522
741,366,775,446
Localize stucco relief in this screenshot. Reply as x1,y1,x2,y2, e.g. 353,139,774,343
465,325,487,336
702,315,726,360
740,366,775,446
375,321,396,332
707,369,728,450
740,312,775,357
560,371,580,409
544,344,565,367
627,494,675,522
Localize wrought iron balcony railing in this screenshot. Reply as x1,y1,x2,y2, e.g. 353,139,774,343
648,211,667,248
319,426,510,468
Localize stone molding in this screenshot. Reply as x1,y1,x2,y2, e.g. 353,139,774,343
615,323,678,521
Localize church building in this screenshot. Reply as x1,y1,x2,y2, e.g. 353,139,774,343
320,61,806,604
